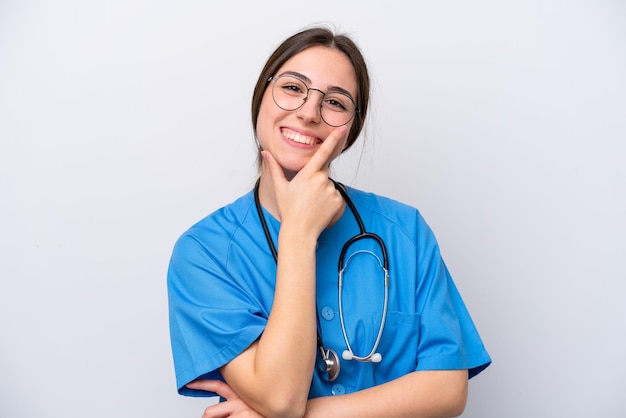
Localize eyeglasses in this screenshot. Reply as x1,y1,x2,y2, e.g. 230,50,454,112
268,75,357,127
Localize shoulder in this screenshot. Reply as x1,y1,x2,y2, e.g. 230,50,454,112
171,191,257,257
343,185,423,223
342,185,435,244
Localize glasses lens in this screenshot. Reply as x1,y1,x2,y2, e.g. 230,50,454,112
271,75,356,127
272,76,308,111
320,92,355,127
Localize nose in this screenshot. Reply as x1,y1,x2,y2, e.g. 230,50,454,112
296,89,324,124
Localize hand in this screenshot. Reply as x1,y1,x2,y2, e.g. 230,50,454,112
262,126,348,239
186,380,266,418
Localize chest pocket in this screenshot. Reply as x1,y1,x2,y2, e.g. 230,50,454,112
376,310,421,380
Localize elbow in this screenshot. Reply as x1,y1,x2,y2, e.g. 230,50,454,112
437,392,467,418
424,370,467,417
260,394,308,418
447,395,467,417
445,376,468,417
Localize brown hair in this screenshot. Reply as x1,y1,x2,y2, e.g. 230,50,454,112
251,26,370,153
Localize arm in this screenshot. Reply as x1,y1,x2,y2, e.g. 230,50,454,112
304,370,468,418
189,369,467,418
214,128,348,418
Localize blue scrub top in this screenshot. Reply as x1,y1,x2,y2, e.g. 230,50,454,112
167,186,491,398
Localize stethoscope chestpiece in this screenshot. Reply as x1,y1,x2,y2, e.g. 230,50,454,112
319,347,340,382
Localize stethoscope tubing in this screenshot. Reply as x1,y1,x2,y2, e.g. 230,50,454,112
338,249,389,362
253,178,390,379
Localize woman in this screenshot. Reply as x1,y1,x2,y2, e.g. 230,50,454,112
168,26,491,418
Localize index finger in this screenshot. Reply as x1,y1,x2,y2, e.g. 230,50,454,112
301,126,348,173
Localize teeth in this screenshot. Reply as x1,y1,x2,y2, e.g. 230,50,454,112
282,129,319,145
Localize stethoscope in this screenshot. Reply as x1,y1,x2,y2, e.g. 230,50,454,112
254,178,389,381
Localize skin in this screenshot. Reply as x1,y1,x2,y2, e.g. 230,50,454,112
186,46,469,418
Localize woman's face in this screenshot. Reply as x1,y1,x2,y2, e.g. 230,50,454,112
256,46,358,177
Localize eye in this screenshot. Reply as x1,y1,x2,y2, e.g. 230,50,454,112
283,84,303,93
324,94,350,112
278,77,307,96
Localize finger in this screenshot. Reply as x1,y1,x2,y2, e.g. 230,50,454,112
186,379,237,400
261,150,287,188
202,398,263,418
202,401,232,418
301,125,347,173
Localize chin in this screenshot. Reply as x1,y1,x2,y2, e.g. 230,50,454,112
281,165,304,180
278,158,307,179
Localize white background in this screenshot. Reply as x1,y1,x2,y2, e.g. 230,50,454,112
1,1,625,417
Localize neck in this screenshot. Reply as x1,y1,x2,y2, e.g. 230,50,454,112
256,168,281,221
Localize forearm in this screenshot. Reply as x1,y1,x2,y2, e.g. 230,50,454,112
221,227,318,417
304,370,468,418
257,228,318,405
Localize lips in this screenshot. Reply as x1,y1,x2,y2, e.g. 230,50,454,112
281,128,321,146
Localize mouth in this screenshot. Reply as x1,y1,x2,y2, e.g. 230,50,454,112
281,128,321,146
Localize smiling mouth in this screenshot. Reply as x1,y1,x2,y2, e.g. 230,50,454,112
281,128,321,145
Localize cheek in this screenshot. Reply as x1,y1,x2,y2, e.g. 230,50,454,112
340,122,356,151
255,97,275,146
329,136,350,163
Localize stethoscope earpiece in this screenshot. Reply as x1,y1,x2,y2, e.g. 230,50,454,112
343,350,383,363
370,353,383,363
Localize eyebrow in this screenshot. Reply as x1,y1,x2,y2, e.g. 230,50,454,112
277,70,356,101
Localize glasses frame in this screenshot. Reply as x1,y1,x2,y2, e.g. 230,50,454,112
268,75,358,127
